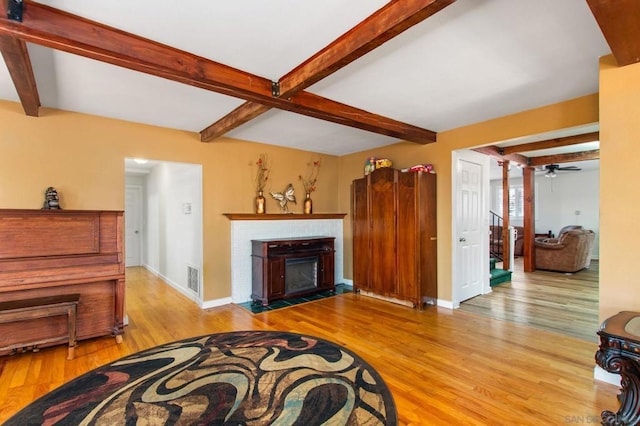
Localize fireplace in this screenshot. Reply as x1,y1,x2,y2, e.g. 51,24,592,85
285,256,318,294
251,237,335,306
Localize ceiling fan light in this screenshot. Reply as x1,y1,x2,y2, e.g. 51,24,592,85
545,171,556,178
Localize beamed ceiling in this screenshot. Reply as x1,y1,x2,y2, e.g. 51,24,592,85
1,0,639,156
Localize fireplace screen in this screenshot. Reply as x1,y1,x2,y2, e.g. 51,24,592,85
285,256,318,294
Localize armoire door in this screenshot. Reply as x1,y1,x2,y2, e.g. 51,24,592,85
369,168,397,296
396,171,418,302
352,177,371,291
418,172,437,300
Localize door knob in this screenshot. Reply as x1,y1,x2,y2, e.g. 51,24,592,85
459,237,466,242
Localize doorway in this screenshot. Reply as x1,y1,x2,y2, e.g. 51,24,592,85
455,147,600,342
124,158,204,305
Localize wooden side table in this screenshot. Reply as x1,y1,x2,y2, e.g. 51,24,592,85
596,311,640,425
535,233,554,239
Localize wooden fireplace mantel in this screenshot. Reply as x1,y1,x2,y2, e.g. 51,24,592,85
224,213,346,220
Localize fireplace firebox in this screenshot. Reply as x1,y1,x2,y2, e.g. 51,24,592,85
251,237,335,306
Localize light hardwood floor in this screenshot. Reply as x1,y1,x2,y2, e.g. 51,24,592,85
0,267,618,425
460,259,599,342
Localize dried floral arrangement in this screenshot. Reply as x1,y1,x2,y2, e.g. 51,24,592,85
253,153,270,193
299,159,321,194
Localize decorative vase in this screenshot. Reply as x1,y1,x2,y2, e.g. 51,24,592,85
303,193,313,214
255,190,266,214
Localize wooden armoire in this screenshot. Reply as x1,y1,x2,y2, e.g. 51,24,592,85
351,167,437,308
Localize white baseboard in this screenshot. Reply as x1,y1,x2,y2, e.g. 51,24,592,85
438,299,456,309
142,264,202,307
202,297,233,310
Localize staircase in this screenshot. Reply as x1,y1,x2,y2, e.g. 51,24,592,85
490,257,511,286
489,210,511,286
489,211,503,261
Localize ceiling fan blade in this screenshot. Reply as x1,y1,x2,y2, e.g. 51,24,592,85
557,166,582,171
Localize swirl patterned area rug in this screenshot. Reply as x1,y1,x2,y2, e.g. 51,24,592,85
7,330,397,425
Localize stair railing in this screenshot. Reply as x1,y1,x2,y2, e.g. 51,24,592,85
489,210,503,261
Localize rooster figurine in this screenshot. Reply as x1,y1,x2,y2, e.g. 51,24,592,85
270,184,296,213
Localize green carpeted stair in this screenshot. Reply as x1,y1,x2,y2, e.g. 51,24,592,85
490,257,512,286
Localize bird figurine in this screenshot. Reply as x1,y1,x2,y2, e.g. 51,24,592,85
270,184,296,213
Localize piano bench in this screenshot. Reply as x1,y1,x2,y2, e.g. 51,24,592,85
0,294,80,360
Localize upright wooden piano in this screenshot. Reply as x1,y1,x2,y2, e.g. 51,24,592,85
0,209,125,356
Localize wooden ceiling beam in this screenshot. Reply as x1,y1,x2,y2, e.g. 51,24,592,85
0,35,40,116
472,146,529,167
500,131,599,155
528,149,600,167
0,1,438,144
197,91,440,143
587,0,640,66
278,0,455,96
289,91,437,142
201,103,270,142
203,91,438,144
201,0,454,142
0,3,275,105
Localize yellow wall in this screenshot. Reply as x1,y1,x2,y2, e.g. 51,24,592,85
1,90,604,306
0,100,340,301
339,94,599,302
598,55,640,321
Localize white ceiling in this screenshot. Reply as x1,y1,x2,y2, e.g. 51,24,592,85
0,0,611,156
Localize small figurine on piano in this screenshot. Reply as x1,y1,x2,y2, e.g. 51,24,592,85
42,187,62,210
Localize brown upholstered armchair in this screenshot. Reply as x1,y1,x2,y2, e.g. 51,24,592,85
557,225,582,236
535,225,582,243
534,229,595,273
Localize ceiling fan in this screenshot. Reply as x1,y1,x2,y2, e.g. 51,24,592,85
538,164,582,178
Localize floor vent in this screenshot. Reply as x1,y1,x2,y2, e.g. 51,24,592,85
187,265,200,295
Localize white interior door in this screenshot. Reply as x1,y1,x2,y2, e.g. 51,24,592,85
453,151,489,304
125,185,143,267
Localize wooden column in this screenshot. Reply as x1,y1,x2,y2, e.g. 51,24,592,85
501,160,511,270
523,166,536,272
